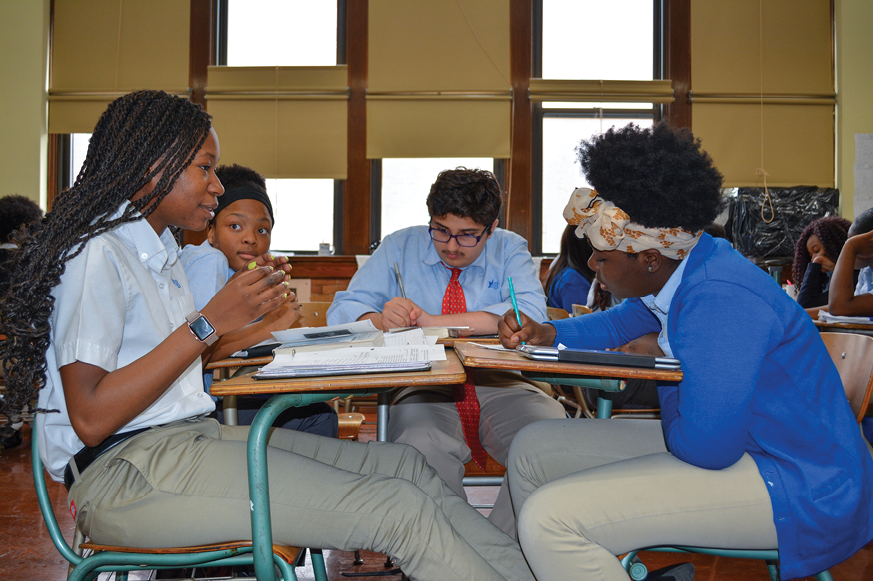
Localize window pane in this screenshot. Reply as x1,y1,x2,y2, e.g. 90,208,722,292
71,133,91,182
381,158,493,239
542,0,653,80
541,117,653,253
266,179,334,252
227,0,337,66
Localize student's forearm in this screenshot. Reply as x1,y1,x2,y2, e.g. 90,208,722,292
206,320,276,362
829,242,865,315
61,325,208,447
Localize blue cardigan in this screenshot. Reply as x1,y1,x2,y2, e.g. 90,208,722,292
548,267,592,312
550,234,873,579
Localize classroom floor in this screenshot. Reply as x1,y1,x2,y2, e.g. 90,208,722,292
4,416,873,581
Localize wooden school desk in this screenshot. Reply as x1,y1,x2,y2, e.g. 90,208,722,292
453,342,683,418
814,320,873,337
207,351,467,581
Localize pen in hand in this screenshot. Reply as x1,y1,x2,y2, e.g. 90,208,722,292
507,276,525,346
394,262,407,299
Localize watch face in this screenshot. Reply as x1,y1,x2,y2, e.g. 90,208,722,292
189,315,216,341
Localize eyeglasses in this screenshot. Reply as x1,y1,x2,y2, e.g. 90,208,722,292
428,224,489,247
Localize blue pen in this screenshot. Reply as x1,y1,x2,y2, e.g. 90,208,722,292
507,276,525,345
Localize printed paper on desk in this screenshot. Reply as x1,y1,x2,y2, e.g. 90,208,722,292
262,345,447,372
272,320,379,343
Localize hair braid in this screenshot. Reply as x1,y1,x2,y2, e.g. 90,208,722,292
0,90,211,422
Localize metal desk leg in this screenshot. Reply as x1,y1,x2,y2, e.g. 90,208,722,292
377,390,390,442
596,392,614,419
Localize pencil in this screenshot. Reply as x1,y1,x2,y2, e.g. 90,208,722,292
394,262,407,299
507,276,525,346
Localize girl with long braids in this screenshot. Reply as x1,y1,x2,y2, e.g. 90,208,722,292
791,215,853,312
0,90,534,581
499,123,873,581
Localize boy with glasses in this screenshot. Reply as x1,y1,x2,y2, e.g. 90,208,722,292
328,168,565,537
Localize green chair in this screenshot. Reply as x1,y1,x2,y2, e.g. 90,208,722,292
32,424,328,581
621,548,833,581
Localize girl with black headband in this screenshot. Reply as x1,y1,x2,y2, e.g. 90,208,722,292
179,163,338,437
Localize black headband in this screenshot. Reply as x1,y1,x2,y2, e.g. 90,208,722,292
214,186,274,225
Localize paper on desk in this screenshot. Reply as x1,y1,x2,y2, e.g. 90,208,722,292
467,342,512,351
261,345,447,372
818,311,873,325
271,320,379,343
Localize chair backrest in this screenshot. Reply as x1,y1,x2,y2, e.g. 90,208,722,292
820,332,873,422
289,302,332,329
547,307,570,321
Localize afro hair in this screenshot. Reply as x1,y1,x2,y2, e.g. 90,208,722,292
0,195,43,242
215,164,267,193
576,122,725,233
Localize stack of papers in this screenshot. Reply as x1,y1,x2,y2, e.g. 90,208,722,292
818,311,873,325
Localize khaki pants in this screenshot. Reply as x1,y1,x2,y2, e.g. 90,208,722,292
68,418,534,581
507,419,778,581
387,370,567,537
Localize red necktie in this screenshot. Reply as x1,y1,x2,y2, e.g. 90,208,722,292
442,266,487,469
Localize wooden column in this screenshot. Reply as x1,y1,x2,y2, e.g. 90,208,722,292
664,0,691,130
183,0,217,247
506,0,534,244
342,0,371,255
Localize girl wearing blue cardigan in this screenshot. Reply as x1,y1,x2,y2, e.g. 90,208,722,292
499,123,873,581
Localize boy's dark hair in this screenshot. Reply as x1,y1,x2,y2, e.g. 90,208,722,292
0,195,43,242
0,90,212,419
576,122,725,233
215,164,267,192
426,168,503,228
850,207,873,236
792,215,852,285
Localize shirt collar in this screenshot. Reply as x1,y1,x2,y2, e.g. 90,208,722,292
111,201,179,273
640,253,690,315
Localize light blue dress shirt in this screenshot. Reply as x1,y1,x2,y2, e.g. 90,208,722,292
179,239,235,311
639,255,690,358
855,266,873,296
328,225,547,326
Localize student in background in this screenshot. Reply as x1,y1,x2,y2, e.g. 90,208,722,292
826,207,873,445
327,168,566,537
829,207,873,311
499,123,873,581
0,194,43,449
180,164,337,437
792,216,853,312
0,91,534,581
543,223,595,312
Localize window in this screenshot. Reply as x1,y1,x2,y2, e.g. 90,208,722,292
70,133,91,183
224,0,337,67
219,0,342,253
535,0,660,254
380,158,496,240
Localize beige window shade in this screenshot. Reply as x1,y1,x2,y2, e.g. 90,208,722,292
694,103,834,188
49,0,190,134
690,0,834,187
529,79,674,104
205,66,348,179
367,0,510,158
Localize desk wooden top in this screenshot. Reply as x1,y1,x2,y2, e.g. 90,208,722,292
205,356,274,370
209,350,467,396
453,342,684,382
438,336,501,348
814,320,873,332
